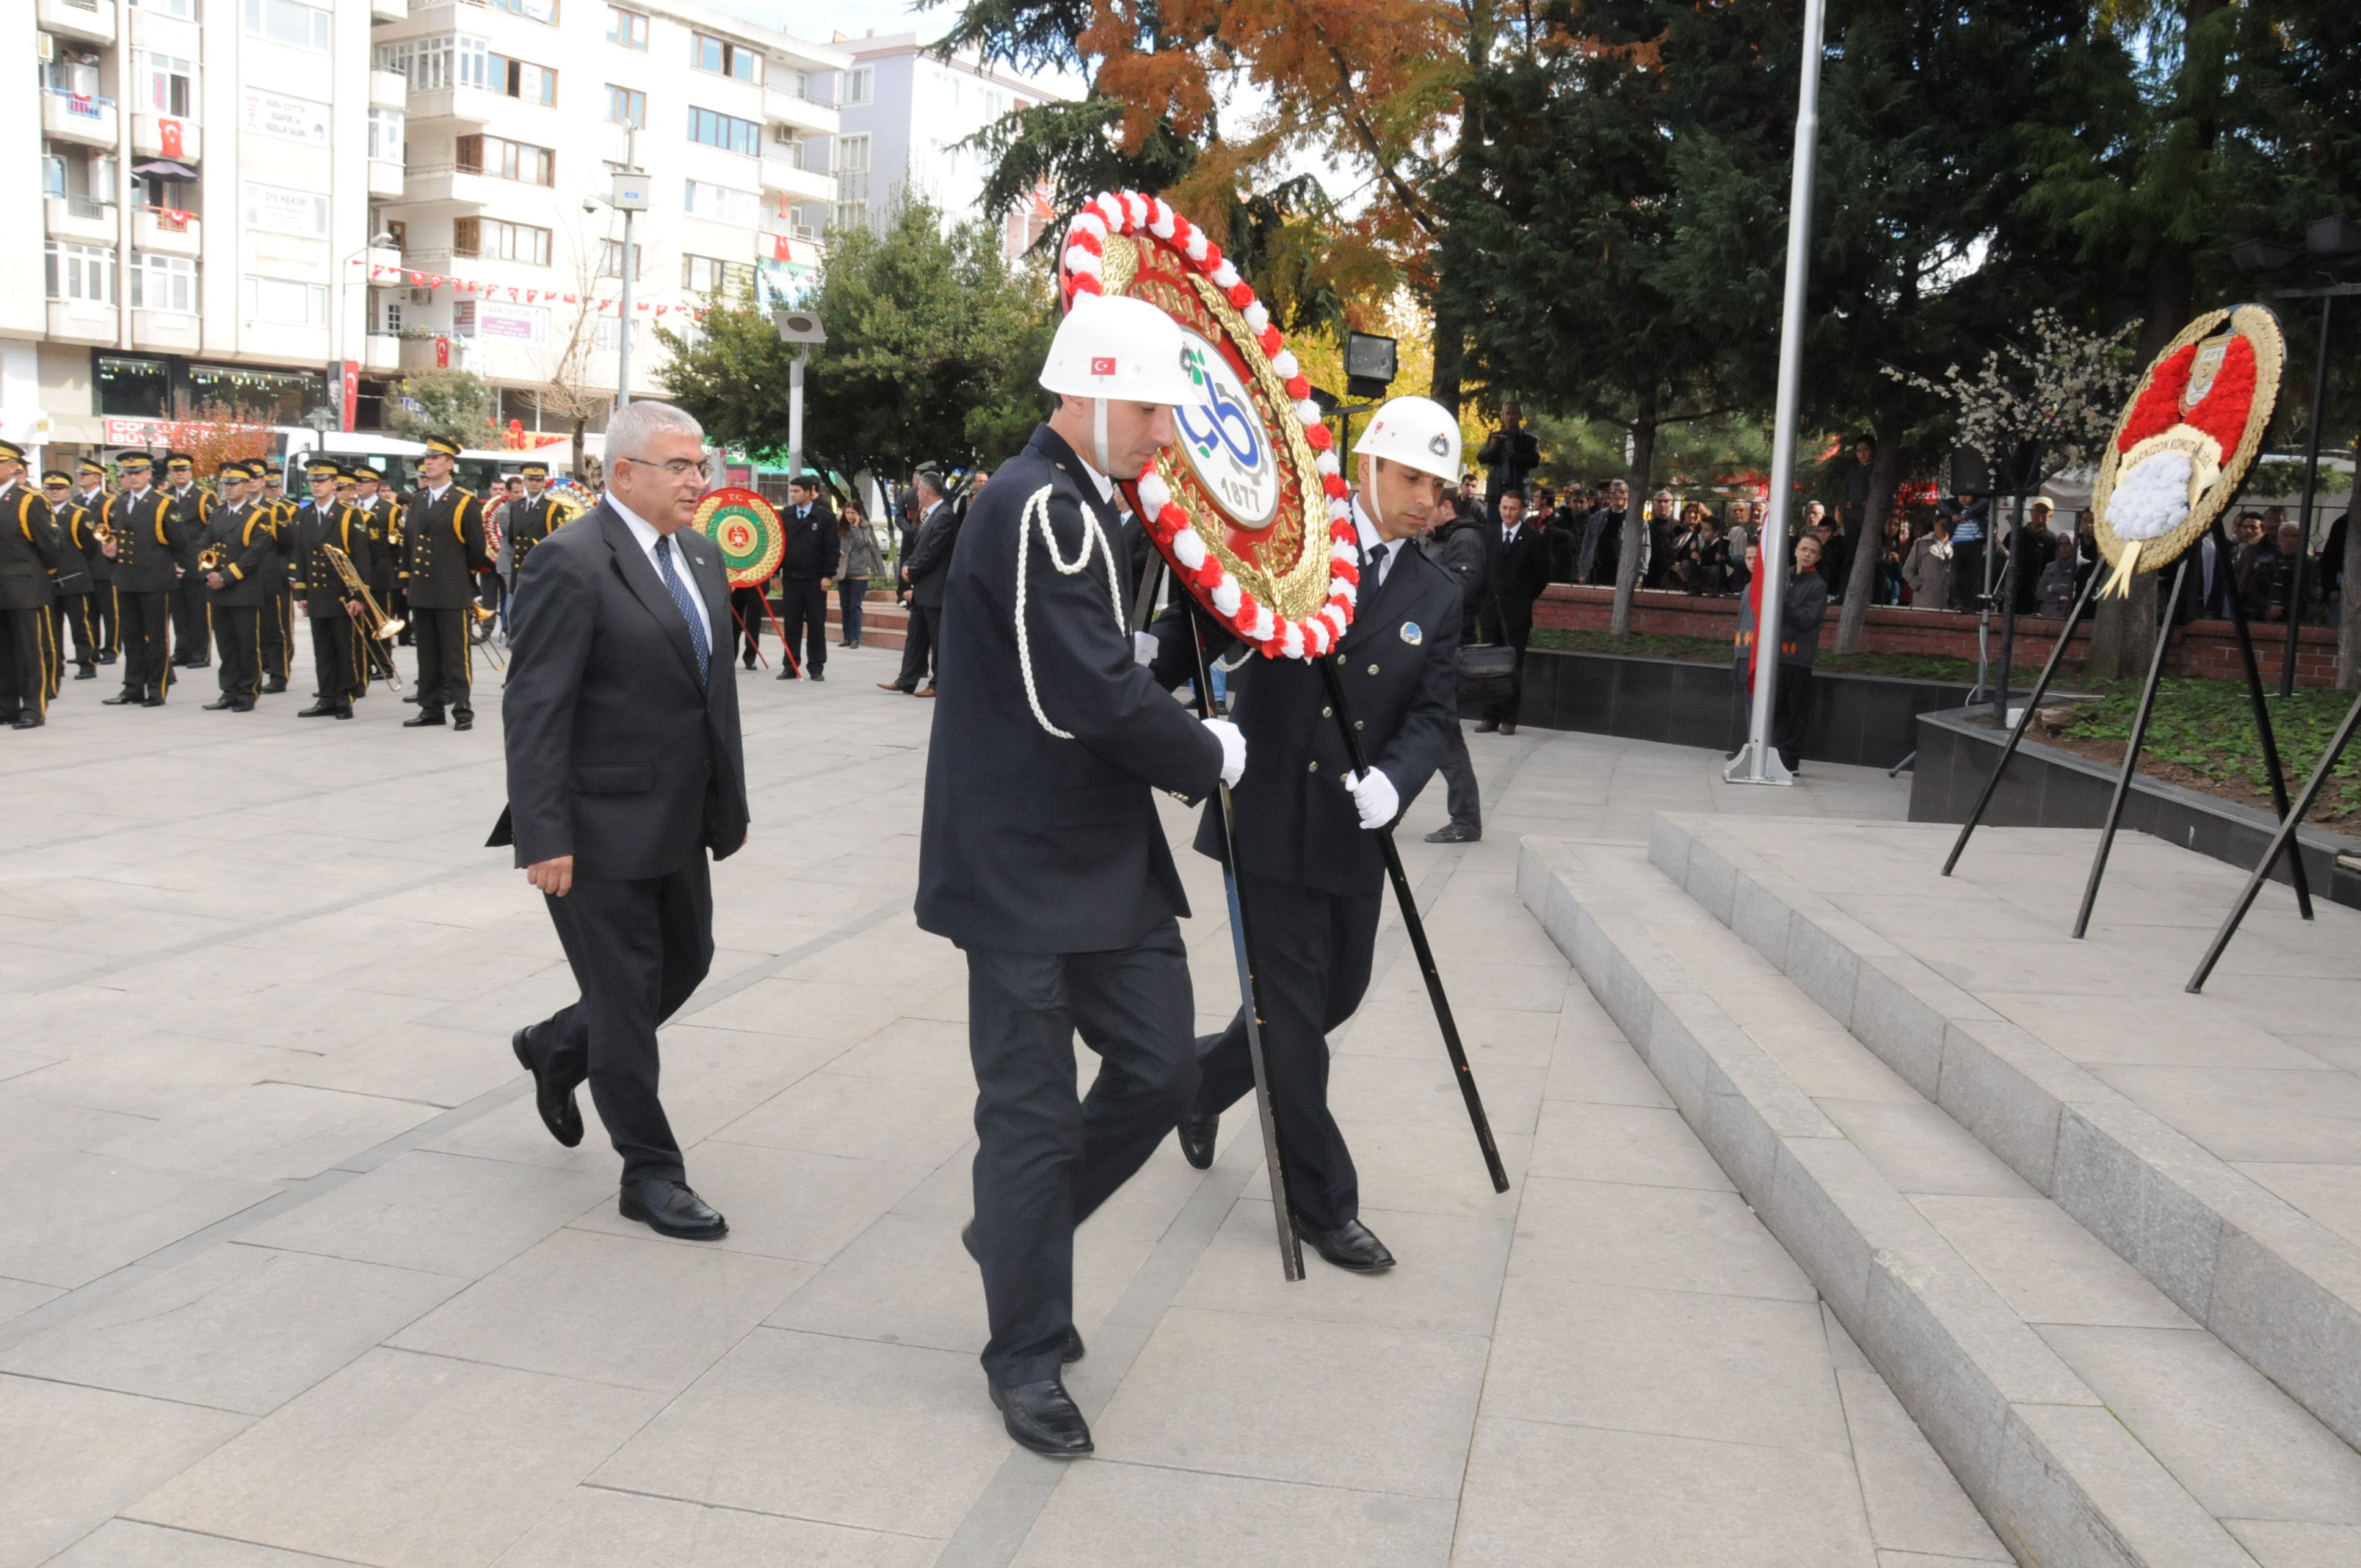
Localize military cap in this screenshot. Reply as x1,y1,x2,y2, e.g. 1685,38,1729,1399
521,462,549,479
164,451,195,471
305,458,342,481
117,452,154,472
214,458,247,479
335,468,358,484
424,434,464,458
42,469,71,486
0,439,25,464
351,463,381,482
77,457,106,476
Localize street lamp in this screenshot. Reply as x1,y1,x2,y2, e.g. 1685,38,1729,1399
338,229,399,432
771,306,826,480
2231,214,2361,695
586,130,653,410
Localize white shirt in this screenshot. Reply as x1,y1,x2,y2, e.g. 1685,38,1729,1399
1350,497,1401,586
423,482,451,507
611,495,714,651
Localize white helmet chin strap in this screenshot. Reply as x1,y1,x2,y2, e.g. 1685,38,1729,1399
1363,454,1387,533
1092,396,1112,477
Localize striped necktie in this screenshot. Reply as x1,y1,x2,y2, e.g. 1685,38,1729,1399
654,534,710,686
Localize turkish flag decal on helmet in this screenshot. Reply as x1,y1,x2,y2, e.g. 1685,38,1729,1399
1090,356,1117,376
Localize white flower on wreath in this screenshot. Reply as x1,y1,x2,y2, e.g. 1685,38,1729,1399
2110,449,2194,541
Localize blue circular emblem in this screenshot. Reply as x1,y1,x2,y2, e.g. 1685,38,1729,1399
1400,620,1423,646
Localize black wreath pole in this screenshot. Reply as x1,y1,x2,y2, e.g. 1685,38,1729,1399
2074,555,2193,938
1943,564,2103,876
2207,512,2315,918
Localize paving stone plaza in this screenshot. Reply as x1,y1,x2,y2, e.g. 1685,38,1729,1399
3,643,2355,1566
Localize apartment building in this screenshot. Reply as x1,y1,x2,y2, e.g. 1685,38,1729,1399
816,32,1065,263
7,0,845,465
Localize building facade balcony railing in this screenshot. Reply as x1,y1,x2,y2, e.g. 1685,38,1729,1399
133,206,202,258
42,89,118,148
44,194,118,247
37,0,116,45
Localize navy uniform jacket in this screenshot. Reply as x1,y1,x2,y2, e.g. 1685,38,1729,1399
0,482,61,612
1157,522,1462,899
503,493,568,576
780,501,841,580
99,488,185,595
195,501,278,609
164,483,211,575
285,501,373,620
490,503,748,880
402,486,491,610
917,424,1223,954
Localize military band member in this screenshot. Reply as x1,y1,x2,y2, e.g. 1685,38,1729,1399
0,441,62,728
44,471,102,683
162,451,212,668
345,464,399,662
501,462,570,599
402,435,491,731
98,454,185,708
71,460,117,663
286,458,372,719
255,465,294,692
195,462,275,712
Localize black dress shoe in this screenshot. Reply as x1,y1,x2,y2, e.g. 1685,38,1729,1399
263,678,287,693
141,697,164,708
402,694,419,704
98,651,117,665
1424,823,1481,844
202,697,234,711
8,714,40,729
1177,1111,1218,1170
102,693,137,705
297,702,338,717
959,1223,1084,1362
231,702,255,712
990,1378,1092,1456
453,715,473,732
403,711,446,727
334,706,355,719
73,667,95,680
1292,1213,1396,1272
620,1177,728,1239
809,670,824,682
775,667,797,680
512,1027,583,1147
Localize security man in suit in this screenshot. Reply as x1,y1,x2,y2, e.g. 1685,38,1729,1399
161,451,213,669
918,293,1244,1459
402,435,492,731
1158,397,1465,1273
254,464,295,693
98,454,185,708
1477,486,1556,736
43,470,102,684
0,441,62,727
880,469,955,695
286,457,373,719
772,472,838,682
195,461,276,712
69,460,117,664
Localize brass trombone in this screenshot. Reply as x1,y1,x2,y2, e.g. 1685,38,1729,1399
320,542,406,692
470,602,507,669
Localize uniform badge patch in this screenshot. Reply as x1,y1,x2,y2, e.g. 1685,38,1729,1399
1400,621,1423,646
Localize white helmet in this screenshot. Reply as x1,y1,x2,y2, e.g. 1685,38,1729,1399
1353,395,1462,482
1040,292,1196,407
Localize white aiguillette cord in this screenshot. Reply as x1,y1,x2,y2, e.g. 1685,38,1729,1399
1015,481,1125,739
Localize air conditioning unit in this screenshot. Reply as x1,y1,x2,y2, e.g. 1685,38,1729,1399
409,288,429,304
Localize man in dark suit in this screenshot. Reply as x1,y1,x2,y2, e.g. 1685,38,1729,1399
496,401,749,1242
774,472,839,682
194,461,276,713
1476,402,1538,526
1479,487,1554,736
98,454,186,708
0,440,61,727
402,437,493,730
1166,395,1462,1274
918,293,1241,1458
43,468,103,685
161,452,212,669
881,468,954,697
284,458,374,719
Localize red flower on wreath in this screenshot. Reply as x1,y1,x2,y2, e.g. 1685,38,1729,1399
2117,344,2197,452
2114,335,2257,457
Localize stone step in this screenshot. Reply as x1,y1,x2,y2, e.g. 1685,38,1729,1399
825,601,907,651
1520,837,2361,1568
1648,813,2361,1459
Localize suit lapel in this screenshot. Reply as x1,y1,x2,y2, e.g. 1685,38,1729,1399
599,505,705,686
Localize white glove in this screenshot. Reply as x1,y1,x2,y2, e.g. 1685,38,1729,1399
1344,768,1399,830
1204,717,1246,788
1133,630,1158,667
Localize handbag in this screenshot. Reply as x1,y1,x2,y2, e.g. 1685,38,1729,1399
1457,585,1520,685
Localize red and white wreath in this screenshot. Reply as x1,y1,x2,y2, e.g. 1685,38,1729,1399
1057,190,1360,661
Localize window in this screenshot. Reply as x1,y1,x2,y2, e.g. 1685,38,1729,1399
833,133,869,231
44,241,117,305
687,106,759,156
841,68,872,106
488,0,559,21
131,252,197,314
604,84,645,128
377,36,486,94
243,181,330,237
139,54,197,118
597,239,644,279
692,32,761,84
457,134,555,186
245,0,330,51
243,275,329,327
491,56,559,105
453,216,553,265
144,0,199,18
367,106,405,161
97,356,170,418
605,4,646,49
681,255,754,296
595,317,639,355
683,178,759,228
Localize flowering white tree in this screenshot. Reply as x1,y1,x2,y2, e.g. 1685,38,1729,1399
1883,309,2140,485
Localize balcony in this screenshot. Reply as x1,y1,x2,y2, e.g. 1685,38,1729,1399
362,333,402,372
371,0,408,19
44,194,117,246
399,335,460,374
42,90,117,149
133,206,201,258
403,87,493,128
47,298,117,344
763,87,839,137
131,309,200,352
369,69,409,108
368,159,406,198
131,114,200,163
37,0,115,45
394,164,492,207
759,157,834,206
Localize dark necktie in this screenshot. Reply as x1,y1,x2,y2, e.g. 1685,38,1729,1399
1366,540,1390,584
654,534,710,686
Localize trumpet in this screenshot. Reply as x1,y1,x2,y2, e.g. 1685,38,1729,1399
93,520,117,551
196,545,225,573
320,542,407,692
470,601,506,670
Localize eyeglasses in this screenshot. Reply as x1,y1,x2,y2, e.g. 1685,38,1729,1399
619,455,713,482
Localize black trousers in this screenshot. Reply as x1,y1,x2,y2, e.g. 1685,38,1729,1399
534,854,711,1184
966,919,1196,1387
1437,721,1481,830
413,607,472,716
260,589,292,685
838,579,867,645
1194,873,1378,1232
1773,664,1814,767
0,606,51,720
119,590,173,702
308,615,361,705
728,586,767,667
1949,540,1986,611
1478,606,1533,723
775,576,827,675
894,603,939,691
56,594,100,671
93,584,117,658
170,576,209,662
211,606,261,704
